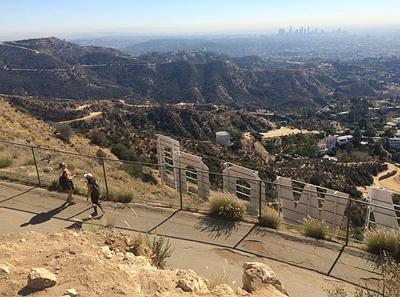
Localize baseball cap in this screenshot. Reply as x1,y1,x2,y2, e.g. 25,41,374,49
84,173,93,179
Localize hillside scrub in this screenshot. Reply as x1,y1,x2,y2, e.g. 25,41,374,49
0,154,12,168
209,192,245,221
302,217,329,240
258,206,282,230
364,229,400,262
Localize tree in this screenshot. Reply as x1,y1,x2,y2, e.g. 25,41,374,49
90,131,109,147
364,124,377,137
56,124,73,143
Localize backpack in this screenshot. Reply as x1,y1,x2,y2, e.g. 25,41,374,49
59,174,69,190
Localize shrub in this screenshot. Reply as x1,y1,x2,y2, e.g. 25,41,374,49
124,163,143,179
209,192,245,221
90,131,109,147
258,206,282,230
22,158,35,166
96,149,107,158
108,190,134,203
302,217,329,240
0,155,12,168
55,124,73,143
48,179,61,192
364,229,400,262
128,234,146,256
146,235,174,269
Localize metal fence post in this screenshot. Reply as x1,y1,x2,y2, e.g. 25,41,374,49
101,158,109,200
178,166,183,210
345,199,352,246
31,147,41,187
258,180,262,218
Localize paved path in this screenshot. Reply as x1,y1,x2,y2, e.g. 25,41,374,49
0,181,379,297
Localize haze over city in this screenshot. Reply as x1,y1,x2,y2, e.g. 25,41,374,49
1,0,400,40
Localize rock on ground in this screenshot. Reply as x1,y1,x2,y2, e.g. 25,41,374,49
64,288,78,296
242,262,288,296
175,269,209,293
0,264,10,274
27,268,58,289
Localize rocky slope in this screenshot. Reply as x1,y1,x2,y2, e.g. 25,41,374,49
0,97,114,158
0,230,289,297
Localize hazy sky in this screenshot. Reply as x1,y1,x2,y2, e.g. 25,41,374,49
1,0,399,39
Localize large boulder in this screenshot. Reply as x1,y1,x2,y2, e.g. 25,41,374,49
242,262,288,296
175,269,209,293
27,268,57,289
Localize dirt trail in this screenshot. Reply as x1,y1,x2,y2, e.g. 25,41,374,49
373,162,400,193
56,111,102,124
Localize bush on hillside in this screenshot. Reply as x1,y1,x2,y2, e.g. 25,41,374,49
258,206,282,230
90,131,109,147
302,217,329,240
364,229,400,262
55,124,73,143
0,155,12,168
209,192,245,221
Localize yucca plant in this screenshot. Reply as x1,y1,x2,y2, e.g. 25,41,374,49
146,235,174,269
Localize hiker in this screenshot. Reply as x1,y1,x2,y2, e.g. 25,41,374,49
58,162,76,205
84,173,105,218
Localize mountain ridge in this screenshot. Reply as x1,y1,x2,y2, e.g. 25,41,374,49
0,37,396,108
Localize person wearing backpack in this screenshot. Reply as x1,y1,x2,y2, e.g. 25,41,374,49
59,162,76,205
84,173,105,218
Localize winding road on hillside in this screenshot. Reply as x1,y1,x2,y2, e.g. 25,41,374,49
373,162,400,193
0,42,40,54
0,180,380,297
56,111,103,124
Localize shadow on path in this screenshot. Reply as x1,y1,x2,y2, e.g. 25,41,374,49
147,209,181,233
20,202,68,227
0,186,37,203
194,216,239,239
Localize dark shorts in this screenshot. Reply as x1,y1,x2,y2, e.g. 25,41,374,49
91,193,100,204
66,181,74,190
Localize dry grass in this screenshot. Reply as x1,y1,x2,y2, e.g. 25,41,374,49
364,229,400,262
0,154,12,168
258,206,282,229
208,259,235,290
209,192,245,221
302,217,329,240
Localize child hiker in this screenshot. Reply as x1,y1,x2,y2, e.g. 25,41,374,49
84,173,105,218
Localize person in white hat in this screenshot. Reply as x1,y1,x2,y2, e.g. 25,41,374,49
84,173,105,218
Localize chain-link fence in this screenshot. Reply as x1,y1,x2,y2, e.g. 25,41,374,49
0,139,399,244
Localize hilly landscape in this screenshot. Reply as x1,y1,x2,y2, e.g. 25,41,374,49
1,37,399,108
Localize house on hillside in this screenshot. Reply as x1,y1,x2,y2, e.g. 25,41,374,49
317,135,337,154
336,135,354,146
389,138,400,149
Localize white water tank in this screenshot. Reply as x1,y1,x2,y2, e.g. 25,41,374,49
216,131,230,146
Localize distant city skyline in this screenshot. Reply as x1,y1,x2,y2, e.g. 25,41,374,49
0,0,399,40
